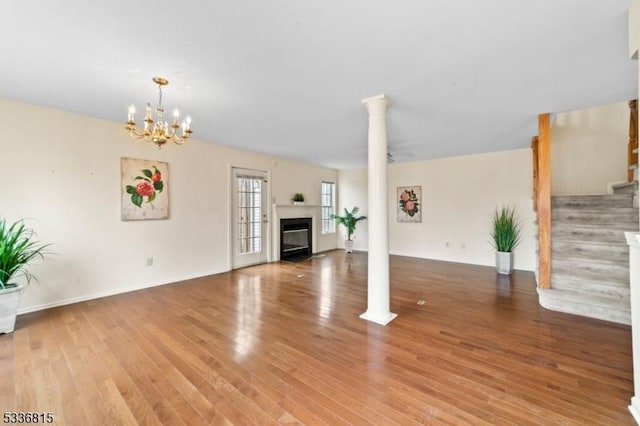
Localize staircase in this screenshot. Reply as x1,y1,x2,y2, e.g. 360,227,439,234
538,189,638,325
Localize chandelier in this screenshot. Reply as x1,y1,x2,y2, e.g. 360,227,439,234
126,76,192,148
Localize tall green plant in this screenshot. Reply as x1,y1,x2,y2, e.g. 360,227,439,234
490,206,522,252
0,219,50,289
332,207,367,241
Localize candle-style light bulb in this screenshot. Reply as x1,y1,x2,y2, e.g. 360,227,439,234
173,109,180,125
185,115,192,131
128,105,136,122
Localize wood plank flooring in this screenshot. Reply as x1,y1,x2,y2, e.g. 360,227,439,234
0,250,634,425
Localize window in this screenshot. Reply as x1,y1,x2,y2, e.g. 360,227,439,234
237,176,262,254
321,181,335,234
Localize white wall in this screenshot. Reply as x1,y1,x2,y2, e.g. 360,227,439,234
0,98,337,313
630,0,639,59
336,168,370,251
551,102,629,195
338,149,536,271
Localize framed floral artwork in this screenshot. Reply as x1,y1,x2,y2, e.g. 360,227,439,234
121,157,169,221
397,186,421,223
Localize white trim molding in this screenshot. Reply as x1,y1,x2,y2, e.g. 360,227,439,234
626,232,640,424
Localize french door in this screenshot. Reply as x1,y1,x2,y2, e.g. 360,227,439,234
231,168,268,268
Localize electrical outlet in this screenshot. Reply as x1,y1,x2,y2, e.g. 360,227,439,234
460,243,466,249
146,257,153,266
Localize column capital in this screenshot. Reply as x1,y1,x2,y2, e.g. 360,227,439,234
362,94,390,115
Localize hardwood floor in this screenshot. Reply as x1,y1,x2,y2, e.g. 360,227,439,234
1,250,634,425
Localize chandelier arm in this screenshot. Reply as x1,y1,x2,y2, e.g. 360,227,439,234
127,126,148,139
172,134,189,145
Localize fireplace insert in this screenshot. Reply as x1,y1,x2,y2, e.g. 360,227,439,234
280,217,312,261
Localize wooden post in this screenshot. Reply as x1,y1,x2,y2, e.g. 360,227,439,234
630,99,638,182
537,114,551,289
531,136,539,212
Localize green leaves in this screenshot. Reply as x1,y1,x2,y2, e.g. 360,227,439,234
131,193,143,207
0,219,50,288
490,206,522,252
332,206,367,241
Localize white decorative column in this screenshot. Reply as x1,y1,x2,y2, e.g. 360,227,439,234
360,94,397,326
628,3,640,423
627,232,640,423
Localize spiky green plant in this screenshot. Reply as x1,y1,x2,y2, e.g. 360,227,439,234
332,207,367,241
0,219,50,289
490,207,522,252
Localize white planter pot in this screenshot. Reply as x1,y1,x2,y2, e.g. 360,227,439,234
0,285,25,334
292,201,305,206
496,251,514,275
345,240,354,253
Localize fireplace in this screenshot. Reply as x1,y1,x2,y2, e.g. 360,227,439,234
280,217,312,261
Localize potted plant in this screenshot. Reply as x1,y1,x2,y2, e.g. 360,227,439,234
332,207,367,253
292,193,305,205
490,206,522,275
0,218,50,333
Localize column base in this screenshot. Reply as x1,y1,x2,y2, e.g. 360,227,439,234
359,310,398,326
629,396,640,424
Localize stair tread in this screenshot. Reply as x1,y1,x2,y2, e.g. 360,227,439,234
551,272,630,287
551,264,629,282
552,239,629,247
552,194,631,198
552,207,638,212
551,253,629,263
538,288,630,308
550,282,630,298
611,181,638,190
552,256,629,266
552,222,638,229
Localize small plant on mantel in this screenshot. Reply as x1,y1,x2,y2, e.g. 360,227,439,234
292,193,305,205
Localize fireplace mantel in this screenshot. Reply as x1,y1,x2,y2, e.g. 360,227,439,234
273,204,321,208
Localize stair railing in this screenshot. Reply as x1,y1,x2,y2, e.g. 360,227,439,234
629,99,638,182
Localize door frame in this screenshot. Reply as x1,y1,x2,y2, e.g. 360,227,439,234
228,165,272,270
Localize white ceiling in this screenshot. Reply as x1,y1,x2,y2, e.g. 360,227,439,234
1,1,637,169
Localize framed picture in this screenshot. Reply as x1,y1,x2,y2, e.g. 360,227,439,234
397,186,421,223
121,157,169,221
